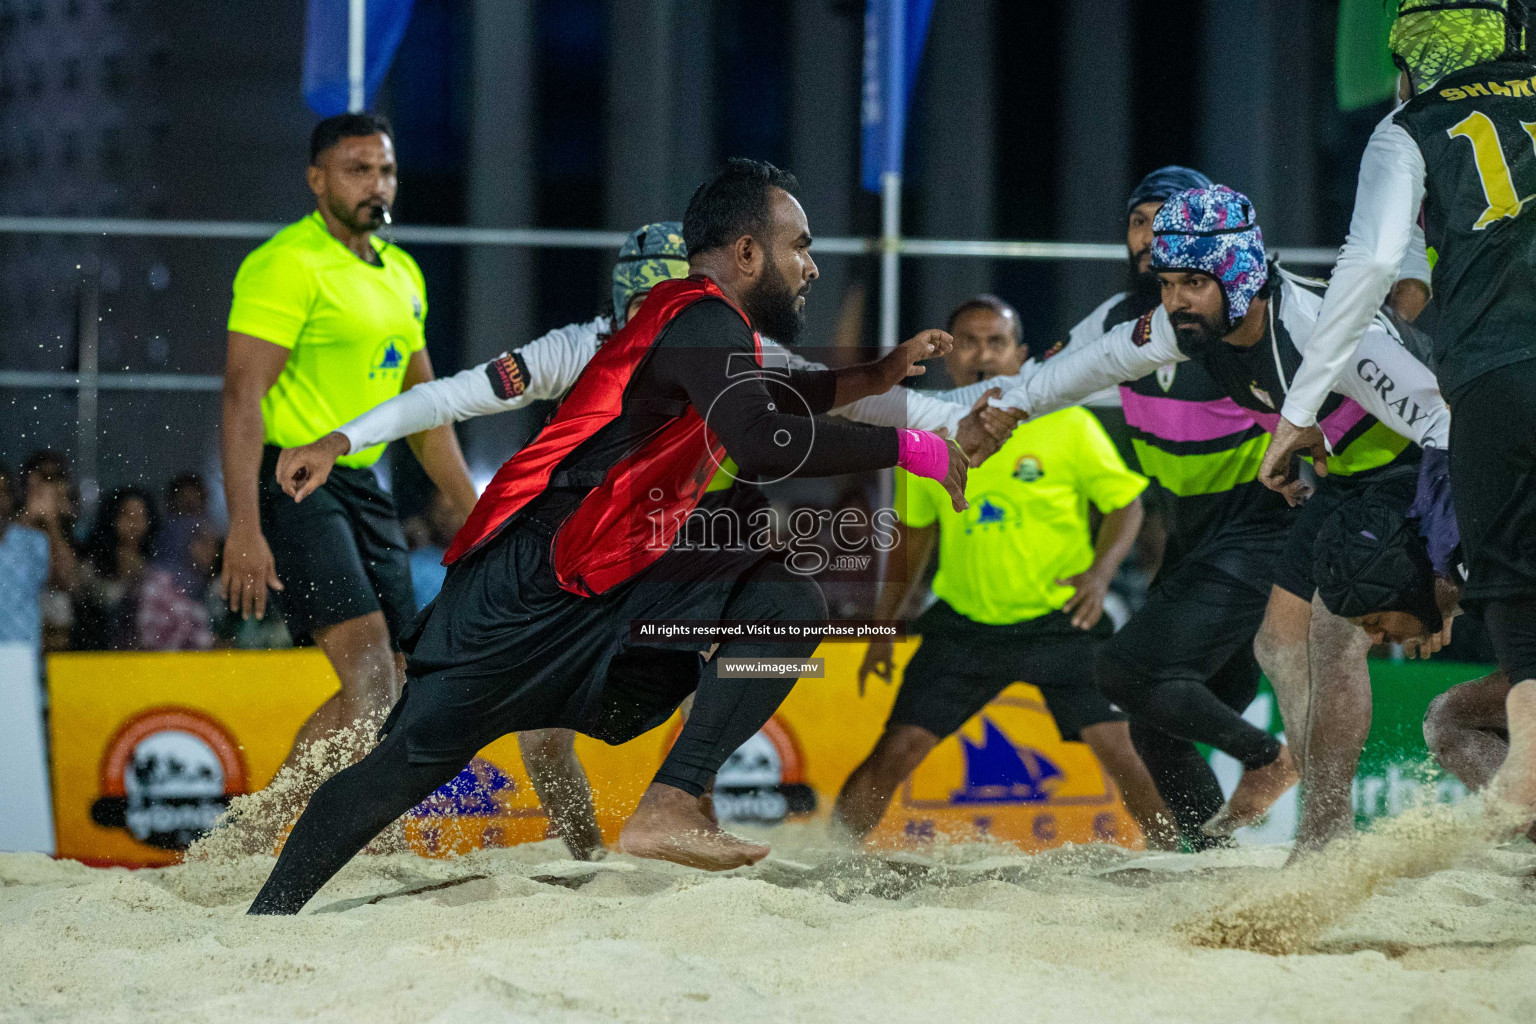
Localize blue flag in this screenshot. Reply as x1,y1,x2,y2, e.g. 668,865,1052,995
303,0,415,117
860,0,934,192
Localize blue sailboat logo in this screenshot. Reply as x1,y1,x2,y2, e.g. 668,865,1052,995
409,757,516,817
950,718,1063,804
967,498,1007,534
369,336,408,379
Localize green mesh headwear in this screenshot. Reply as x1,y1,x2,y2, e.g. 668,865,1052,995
612,221,690,327
1390,0,1528,95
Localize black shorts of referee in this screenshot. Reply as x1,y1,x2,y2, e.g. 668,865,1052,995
887,600,1121,742
1450,358,1536,682
257,444,417,645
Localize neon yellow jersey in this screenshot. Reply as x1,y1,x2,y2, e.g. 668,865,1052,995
899,406,1147,626
227,212,427,468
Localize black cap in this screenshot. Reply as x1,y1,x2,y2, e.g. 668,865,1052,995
1314,494,1442,633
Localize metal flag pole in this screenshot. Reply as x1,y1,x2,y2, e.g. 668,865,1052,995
876,1,905,356
348,0,366,112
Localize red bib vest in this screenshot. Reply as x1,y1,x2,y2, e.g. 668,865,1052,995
443,276,761,596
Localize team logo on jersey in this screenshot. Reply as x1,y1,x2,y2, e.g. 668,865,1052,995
1013,454,1044,482
1156,363,1177,392
369,335,409,380
1249,382,1275,409
411,294,424,322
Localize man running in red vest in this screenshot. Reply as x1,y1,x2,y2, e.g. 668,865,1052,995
249,159,972,914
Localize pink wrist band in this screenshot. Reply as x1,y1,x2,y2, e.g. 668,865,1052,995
896,429,949,481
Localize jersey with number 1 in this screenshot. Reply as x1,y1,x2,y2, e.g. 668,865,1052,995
1394,61,1536,397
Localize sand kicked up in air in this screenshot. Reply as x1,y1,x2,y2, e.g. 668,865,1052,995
6,798,1536,1024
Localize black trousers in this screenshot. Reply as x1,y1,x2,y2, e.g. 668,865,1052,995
1451,359,1536,683
1093,556,1277,850
249,559,824,915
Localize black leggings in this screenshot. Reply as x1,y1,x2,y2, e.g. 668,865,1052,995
653,563,824,795
1096,644,1278,771
1120,647,1262,851
249,561,824,915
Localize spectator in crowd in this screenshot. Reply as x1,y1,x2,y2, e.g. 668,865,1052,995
75,487,159,650
0,465,50,653
402,487,467,608
165,472,210,518
137,512,218,651
18,451,83,651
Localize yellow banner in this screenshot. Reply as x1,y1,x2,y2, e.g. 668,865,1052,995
48,642,1140,866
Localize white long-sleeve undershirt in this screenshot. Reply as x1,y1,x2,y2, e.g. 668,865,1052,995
1281,110,1428,427
994,274,1449,450
335,317,970,454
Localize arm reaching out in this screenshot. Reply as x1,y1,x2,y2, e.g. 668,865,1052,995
993,308,1183,418
1263,115,1426,494
276,319,604,501
768,339,1021,464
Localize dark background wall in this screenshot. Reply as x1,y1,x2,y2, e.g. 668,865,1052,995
0,0,1385,518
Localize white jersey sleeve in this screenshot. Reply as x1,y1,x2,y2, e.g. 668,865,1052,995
337,317,607,454
763,337,968,436
1062,292,1131,408
994,306,1184,417
1325,316,1451,450
513,317,608,400
1398,220,1432,289
1281,112,1428,428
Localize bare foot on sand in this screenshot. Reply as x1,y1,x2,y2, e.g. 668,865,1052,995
618,784,768,870
1202,745,1299,838
543,818,607,861
1489,680,1536,831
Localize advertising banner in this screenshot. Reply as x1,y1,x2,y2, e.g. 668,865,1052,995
48,646,1492,866
48,641,1142,866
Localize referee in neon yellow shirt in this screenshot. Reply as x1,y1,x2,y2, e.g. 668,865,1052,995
220,113,475,775
832,295,1174,848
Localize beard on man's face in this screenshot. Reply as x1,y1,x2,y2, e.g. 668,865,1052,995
1125,251,1161,313
1167,308,1230,359
328,193,385,233
743,256,808,345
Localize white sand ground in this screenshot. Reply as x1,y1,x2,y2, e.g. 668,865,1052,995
4,810,1536,1024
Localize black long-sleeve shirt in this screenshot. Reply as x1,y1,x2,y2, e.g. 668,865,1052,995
523,298,900,529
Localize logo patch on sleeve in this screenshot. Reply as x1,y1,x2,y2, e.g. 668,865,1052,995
486,352,528,401
1132,310,1155,348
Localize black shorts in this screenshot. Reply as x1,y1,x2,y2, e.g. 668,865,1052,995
1270,464,1419,602
385,521,781,764
1100,556,1269,688
888,601,1120,742
1450,359,1536,607
258,445,416,643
